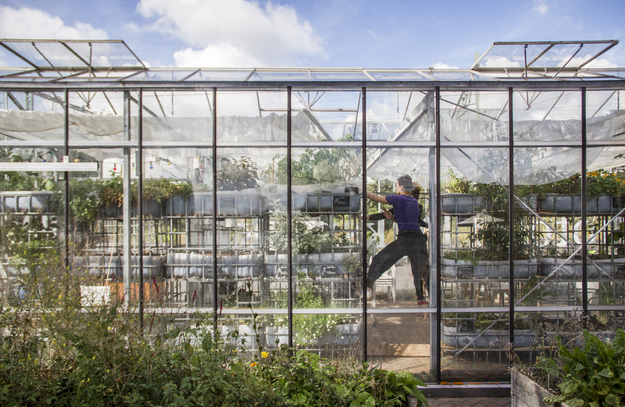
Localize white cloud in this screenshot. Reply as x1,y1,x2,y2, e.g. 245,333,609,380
532,0,549,15
137,0,324,67
367,30,379,41
174,43,261,68
0,6,107,39
431,62,459,69
558,54,618,68
482,57,522,68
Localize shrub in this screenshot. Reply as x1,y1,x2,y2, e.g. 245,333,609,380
536,329,625,407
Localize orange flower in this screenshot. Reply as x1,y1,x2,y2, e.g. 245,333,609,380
250,362,257,367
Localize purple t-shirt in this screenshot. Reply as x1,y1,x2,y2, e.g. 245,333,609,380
386,194,421,232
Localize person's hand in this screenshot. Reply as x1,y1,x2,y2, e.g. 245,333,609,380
382,208,395,222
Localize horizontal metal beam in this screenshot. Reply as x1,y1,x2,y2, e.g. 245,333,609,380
0,80,624,92
0,162,98,172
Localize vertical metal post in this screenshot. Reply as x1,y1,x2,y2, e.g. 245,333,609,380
287,86,293,348
435,86,442,384
508,87,515,355
64,90,69,274
138,89,144,329
123,92,131,304
212,88,218,326
581,88,588,327
361,87,367,361
428,91,438,374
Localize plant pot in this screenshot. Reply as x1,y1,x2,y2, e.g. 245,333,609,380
441,258,538,279
237,324,258,350
293,252,355,279
265,326,289,348
538,258,624,279
538,194,615,214
332,322,361,347
441,193,490,214
217,188,264,216
166,252,212,279
71,255,165,278
511,368,569,407
132,200,163,217
303,193,360,213
0,191,58,213
218,253,262,278
265,254,288,278
442,325,536,349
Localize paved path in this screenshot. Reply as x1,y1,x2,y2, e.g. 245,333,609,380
413,397,511,406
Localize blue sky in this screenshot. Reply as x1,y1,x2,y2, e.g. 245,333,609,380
0,0,624,69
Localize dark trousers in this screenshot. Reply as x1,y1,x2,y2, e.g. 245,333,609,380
367,232,428,299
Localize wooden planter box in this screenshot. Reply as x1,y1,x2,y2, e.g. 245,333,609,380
511,368,568,407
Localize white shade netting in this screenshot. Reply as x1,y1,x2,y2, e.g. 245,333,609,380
1,108,624,186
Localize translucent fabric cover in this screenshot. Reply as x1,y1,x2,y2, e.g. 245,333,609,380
1,109,623,185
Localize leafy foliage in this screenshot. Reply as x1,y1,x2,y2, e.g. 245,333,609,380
269,204,340,255
537,329,625,407
0,250,428,406
217,156,259,191
271,135,360,185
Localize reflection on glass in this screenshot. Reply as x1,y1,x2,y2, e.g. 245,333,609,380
441,148,510,308
441,312,510,382
368,313,433,381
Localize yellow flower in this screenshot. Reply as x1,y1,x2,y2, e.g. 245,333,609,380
261,352,269,358
250,362,258,367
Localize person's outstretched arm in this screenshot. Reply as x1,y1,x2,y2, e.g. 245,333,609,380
367,190,388,204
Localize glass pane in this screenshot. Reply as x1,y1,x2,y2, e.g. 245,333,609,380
367,147,431,308
441,312,510,382
513,90,581,141
440,91,509,143
142,91,214,143
441,148,510,309
0,161,65,306
368,313,433,381
291,90,361,141
365,91,432,142
217,91,287,144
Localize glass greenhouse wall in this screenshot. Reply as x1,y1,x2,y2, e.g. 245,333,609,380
1,39,624,385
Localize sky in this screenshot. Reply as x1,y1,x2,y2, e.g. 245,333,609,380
0,0,624,69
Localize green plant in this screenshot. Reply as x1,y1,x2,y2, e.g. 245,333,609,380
537,329,625,407
217,156,259,190
292,274,341,344
251,347,427,406
0,246,427,406
270,135,360,185
443,169,472,193
269,204,339,255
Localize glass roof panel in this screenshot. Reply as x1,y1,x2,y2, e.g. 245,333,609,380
429,71,474,81
10,41,92,69
1,42,59,68
537,43,614,68
248,71,311,81
477,44,529,68
142,70,200,81
310,71,370,81
369,71,433,81
0,40,143,69
0,46,33,68
196,70,254,81
88,42,143,67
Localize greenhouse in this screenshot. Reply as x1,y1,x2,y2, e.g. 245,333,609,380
0,38,624,389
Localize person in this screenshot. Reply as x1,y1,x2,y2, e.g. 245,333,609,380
366,175,428,303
